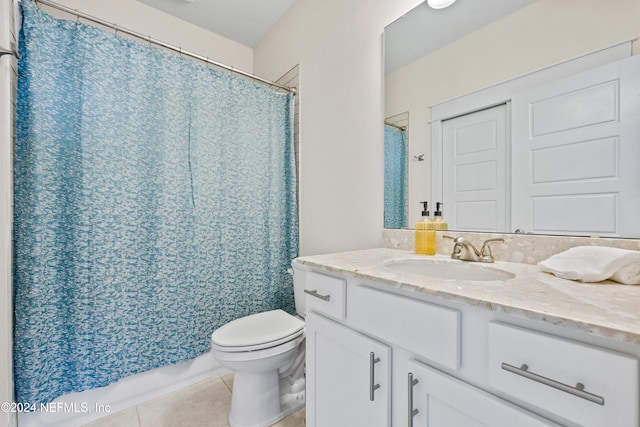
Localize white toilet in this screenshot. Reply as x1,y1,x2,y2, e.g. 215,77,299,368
210,261,308,427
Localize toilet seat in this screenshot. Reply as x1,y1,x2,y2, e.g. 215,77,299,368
211,309,304,352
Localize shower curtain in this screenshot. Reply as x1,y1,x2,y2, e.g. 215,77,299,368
14,0,298,405
384,125,407,229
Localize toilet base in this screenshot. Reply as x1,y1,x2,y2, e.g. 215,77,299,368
226,339,306,427
228,369,306,427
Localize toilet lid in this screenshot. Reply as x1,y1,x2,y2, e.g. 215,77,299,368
211,309,304,348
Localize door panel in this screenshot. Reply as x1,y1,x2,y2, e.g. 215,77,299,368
511,55,640,236
442,104,508,232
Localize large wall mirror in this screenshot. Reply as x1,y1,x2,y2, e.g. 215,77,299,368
384,0,640,237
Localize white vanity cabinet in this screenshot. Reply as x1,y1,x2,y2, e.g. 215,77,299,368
303,271,391,427
349,284,559,427
488,322,639,427
305,312,391,427
300,263,640,427
407,359,558,427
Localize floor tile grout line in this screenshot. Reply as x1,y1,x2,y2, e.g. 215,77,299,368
134,405,142,427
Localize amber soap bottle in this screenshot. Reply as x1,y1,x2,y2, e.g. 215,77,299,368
415,202,436,255
432,202,449,231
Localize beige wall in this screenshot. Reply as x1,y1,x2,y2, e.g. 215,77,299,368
254,0,423,256
385,0,640,226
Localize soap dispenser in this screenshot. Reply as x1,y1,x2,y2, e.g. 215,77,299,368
433,202,449,231
415,202,436,255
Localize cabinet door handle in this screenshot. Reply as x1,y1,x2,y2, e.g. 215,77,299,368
370,352,381,401
304,289,331,301
501,363,605,405
408,372,419,426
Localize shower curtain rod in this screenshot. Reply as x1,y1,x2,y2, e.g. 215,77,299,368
33,0,297,94
384,122,406,131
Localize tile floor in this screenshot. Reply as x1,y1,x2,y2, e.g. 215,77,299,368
82,373,305,427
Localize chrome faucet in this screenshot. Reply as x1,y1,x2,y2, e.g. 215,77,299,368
443,235,505,263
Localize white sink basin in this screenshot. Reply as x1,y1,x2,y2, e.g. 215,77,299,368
383,258,515,281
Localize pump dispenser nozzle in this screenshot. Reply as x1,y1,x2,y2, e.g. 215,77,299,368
421,201,430,217
435,202,443,217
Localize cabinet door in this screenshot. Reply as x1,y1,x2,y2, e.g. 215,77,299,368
306,311,391,427
407,360,559,427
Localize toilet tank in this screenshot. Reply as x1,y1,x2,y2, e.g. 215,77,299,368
291,258,307,318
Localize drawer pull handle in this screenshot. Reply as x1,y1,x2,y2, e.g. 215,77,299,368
408,372,419,426
501,363,605,406
370,352,381,401
304,289,331,301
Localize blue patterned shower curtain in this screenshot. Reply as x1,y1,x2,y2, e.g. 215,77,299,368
14,1,298,404
384,125,407,228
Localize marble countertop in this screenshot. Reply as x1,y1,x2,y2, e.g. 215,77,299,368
295,248,640,346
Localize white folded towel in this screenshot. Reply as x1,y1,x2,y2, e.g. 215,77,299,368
537,246,640,285
612,262,640,285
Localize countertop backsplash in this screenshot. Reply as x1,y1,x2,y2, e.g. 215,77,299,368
382,229,640,265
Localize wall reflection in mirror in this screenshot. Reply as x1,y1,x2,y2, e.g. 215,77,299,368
383,0,640,237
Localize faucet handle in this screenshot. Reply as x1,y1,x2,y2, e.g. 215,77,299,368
479,238,505,263
443,235,470,245
442,234,462,259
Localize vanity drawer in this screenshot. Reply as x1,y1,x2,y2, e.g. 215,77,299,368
351,286,460,370
488,322,638,427
305,271,346,321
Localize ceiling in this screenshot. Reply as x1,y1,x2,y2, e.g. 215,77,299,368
384,0,536,74
136,0,299,48
136,0,536,68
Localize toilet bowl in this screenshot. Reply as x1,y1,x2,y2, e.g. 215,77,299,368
211,261,310,427
211,309,306,427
